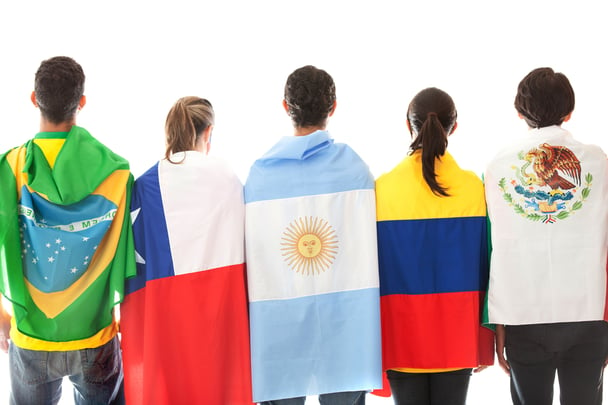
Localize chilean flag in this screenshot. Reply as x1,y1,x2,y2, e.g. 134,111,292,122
120,152,253,405
245,131,382,402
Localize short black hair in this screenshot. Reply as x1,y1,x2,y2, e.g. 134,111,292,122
514,67,574,128
284,65,336,128
34,56,85,124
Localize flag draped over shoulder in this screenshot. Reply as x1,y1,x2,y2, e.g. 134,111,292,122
120,151,252,405
245,131,382,402
375,151,494,395
484,126,608,325
0,126,135,347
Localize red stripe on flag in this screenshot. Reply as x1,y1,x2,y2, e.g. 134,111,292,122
381,291,494,370
120,264,253,405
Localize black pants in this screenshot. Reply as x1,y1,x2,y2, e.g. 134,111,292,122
386,368,472,405
505,321,608,405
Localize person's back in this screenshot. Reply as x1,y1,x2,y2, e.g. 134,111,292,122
375,87,494,405
485,67,608,405
120,96,252,405
0,56,135,404
245,65,382,405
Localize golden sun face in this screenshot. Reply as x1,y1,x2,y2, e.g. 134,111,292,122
281,216,338,275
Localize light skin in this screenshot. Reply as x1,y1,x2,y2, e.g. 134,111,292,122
283,99,337,136
0,302,10,353
193,125,213,154
0,91,86,354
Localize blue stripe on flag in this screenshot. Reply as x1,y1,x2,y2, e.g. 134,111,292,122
126,163,175,294
19,187,116,293
249,288,382,401
377,216,488,296
244,144,374,203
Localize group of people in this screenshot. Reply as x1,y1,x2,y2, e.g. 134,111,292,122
0,56,606,405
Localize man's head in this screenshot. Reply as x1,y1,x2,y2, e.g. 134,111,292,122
33,56,85,124
514,67,575,129
283,65,336,129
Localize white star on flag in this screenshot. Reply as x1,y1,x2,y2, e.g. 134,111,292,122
131,208,146,264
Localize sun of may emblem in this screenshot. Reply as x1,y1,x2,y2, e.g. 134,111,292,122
499,143,592,223
281,216,338,275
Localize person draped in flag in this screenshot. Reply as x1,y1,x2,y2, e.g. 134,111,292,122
120,96,252,404
375,87,494,405
485,68,608,405
0,56,135,404
244,65,382,404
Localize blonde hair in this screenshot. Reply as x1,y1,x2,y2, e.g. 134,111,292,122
165,96,214,163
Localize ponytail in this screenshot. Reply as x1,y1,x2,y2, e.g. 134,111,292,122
407,87,456,197
409,112,449,196
164,97,214,163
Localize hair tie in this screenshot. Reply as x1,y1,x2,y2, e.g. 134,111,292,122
427,112,438,119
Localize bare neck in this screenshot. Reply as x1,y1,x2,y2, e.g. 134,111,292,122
293,125,326,137
39,116,76,133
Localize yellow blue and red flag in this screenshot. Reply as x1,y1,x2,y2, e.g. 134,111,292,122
375,151,494,395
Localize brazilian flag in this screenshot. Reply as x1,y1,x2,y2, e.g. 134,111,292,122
0,126,136,346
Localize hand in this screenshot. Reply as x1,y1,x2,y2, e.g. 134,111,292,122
0,303,11,353
495,324,510,374
473,365,489,373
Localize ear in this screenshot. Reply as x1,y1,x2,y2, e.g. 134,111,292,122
78,95,87,111
203,125,213,144
328,100,337,117
406,119,412,134
449,122,458,135
31,91,38,107
282,99,290,115
562,112,573,122
203,125,213,154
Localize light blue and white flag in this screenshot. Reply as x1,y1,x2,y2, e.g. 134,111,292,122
245,130,382,402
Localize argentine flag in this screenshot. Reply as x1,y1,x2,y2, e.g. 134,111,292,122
245,130,382,402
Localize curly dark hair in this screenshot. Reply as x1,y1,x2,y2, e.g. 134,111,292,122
34,56,85,124
284,65,336,128
514,67,575,128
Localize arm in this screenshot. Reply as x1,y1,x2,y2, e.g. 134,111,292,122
0,299,11,353
495,324,510,374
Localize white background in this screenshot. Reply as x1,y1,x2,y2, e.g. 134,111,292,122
1,0,607,403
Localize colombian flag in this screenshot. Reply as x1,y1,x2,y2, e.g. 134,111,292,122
120,152,253,405
0,126,135,350
375,151,494,395
245,131,382,402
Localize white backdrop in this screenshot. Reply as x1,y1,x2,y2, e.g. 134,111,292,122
1,0,607,403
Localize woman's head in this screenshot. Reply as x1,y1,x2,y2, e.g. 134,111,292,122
165,96,214,162
514,67,575,128
407,87,457,197
284,65,336,129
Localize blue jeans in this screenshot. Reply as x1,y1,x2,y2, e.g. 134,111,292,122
9,336,124,405
260,391,366,405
